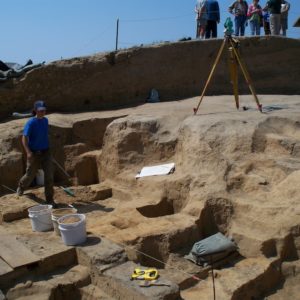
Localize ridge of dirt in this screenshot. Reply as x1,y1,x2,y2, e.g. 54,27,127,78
0,37,299,120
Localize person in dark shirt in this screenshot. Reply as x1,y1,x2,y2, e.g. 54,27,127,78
205,0,220,38
17,100,56,208
263,0,281,35
229,0,249,36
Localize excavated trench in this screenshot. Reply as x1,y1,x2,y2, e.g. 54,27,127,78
0,35,299,300
1,109,300,299
136,178,191,218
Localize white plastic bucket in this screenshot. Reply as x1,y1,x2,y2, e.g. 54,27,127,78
28,205,53,232
58,214,87,246
36,169,44,186
51,208,77,236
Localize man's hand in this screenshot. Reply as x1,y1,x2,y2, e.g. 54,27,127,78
27,151,33,160
22,135,32,160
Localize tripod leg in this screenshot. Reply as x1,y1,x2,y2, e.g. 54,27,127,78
229,39,262,112
194,39,226,115
228,47,239,110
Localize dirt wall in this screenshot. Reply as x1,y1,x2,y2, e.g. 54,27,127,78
0,36,299,119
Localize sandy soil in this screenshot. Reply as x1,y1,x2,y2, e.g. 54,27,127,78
1,94,300,299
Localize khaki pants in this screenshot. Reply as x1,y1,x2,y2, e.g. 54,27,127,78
19,150,54,203
270,14,281,35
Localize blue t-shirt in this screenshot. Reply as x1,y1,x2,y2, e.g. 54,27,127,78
23,117,49,151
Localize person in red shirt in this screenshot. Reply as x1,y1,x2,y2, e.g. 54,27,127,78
247,0,263,35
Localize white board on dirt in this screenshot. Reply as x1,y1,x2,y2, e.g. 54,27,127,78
136,163,175,178
0,235,39,269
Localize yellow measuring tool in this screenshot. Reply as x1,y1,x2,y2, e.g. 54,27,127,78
131,268,159,281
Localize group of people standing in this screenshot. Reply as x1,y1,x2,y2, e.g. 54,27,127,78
195,0,290,39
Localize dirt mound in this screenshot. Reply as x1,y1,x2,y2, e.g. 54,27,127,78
0,37,299,120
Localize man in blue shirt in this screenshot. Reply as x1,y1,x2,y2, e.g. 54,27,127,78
17,101,56,207
205,0,220,38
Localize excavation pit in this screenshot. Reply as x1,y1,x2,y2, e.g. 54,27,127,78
1,93,300,299
136,197,175,218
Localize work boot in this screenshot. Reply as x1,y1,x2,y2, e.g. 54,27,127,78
16,186,24,196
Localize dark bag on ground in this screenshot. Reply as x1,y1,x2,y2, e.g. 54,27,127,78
185,232,237,266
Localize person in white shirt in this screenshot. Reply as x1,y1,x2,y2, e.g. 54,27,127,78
195,0,208,39
280,0,290,36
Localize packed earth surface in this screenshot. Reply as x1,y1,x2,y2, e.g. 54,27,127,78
0,38,300,300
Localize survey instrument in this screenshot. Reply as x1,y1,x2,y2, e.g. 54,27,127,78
194,17,262,114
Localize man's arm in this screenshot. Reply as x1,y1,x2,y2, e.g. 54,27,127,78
247,4,253,17
244,1,248,15
228,2,235,14
216,2,220,23
263,1,270,11
282,1,290,13
22,135,32,159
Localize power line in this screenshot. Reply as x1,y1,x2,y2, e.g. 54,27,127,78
121,13,193,23
72,23,113,57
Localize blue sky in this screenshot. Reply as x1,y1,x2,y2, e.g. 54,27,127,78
1,0,299,64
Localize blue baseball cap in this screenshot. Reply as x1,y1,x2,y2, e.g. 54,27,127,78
34,100,47,111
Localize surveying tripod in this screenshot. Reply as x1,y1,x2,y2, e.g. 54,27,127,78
193,22,262,114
